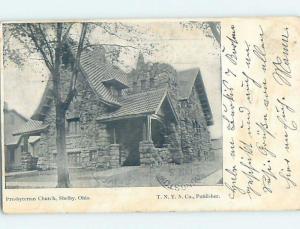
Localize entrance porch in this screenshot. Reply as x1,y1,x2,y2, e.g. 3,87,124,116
104,114,172,167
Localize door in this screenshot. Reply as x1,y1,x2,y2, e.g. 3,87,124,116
119,119,143,166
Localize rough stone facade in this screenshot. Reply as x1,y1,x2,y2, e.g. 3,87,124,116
128,55,213,165
38,70,113,169
177,86,212,162
28,50,213,170
139,141,171,166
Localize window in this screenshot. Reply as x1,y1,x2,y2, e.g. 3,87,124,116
9,148,15,163
89,150,97,161
150,78,155,88
67,118,80,135
194,121,201,133
141,80,146,90
110,86,121,97
68,151,81,167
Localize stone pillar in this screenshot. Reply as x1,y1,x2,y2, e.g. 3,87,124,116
21,151,38,171
109,144,120,168
37,156,50,170
21,135,38,171
139,140,155,165
23,135,29,152
168,123,183,164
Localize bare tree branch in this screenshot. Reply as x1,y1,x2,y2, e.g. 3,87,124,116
63,23,88,107
27,24,54,72
85,43,142,51
37,24,54,65
62,24,74,42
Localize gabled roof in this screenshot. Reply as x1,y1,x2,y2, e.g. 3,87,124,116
13,119,48,136
176,68,213,126
32,46,128,120
79,48,129,107
97,88,178,122
176,68,200,100
5,133,22,146
5,135,21,146
3,103,28,122
29,136,41,144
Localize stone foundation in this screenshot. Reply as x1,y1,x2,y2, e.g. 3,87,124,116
37,156,51,170
21,152,38,171
139,141,171,166
80,150,91,168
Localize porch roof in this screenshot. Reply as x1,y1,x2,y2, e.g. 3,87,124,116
5,134,22,146
13,119,48,136
97,88,175,122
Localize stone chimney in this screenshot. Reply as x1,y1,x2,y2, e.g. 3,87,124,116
136,52,144,71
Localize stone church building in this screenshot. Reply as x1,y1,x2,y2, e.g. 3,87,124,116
13,46,214,170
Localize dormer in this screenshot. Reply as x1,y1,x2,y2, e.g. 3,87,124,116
101,65,129,98
103,81,127,98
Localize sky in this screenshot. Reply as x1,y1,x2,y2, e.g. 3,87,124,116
3,20,221,138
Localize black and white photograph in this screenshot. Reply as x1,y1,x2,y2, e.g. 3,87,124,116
3,20,222,189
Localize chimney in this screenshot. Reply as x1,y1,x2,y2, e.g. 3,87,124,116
136,52,144,70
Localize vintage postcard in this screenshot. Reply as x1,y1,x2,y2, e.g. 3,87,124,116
1,17,300,213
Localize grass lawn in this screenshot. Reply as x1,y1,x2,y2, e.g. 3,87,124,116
6,159,222,189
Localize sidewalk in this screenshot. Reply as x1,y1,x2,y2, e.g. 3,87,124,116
198,169,222,185
5,162,223,188
5,170,39,178
5,166,141,189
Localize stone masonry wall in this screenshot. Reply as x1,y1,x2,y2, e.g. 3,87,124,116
37,71,111,170
177,86,212,162
139,141,171,166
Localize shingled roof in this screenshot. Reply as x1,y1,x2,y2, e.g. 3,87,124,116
97,88,177,122
176,68,213,126
5,133,22,146
13,119,48,136
176,68,200,100
79,48,129,107
32,46,129,120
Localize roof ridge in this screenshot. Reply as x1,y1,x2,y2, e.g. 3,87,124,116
120,88,167,100
5,108,29,121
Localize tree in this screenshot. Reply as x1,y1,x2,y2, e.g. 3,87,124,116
4,23,88,187
4,22,157,187
179,21,221,46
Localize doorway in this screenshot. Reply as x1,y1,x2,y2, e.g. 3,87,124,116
114,118,143,166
